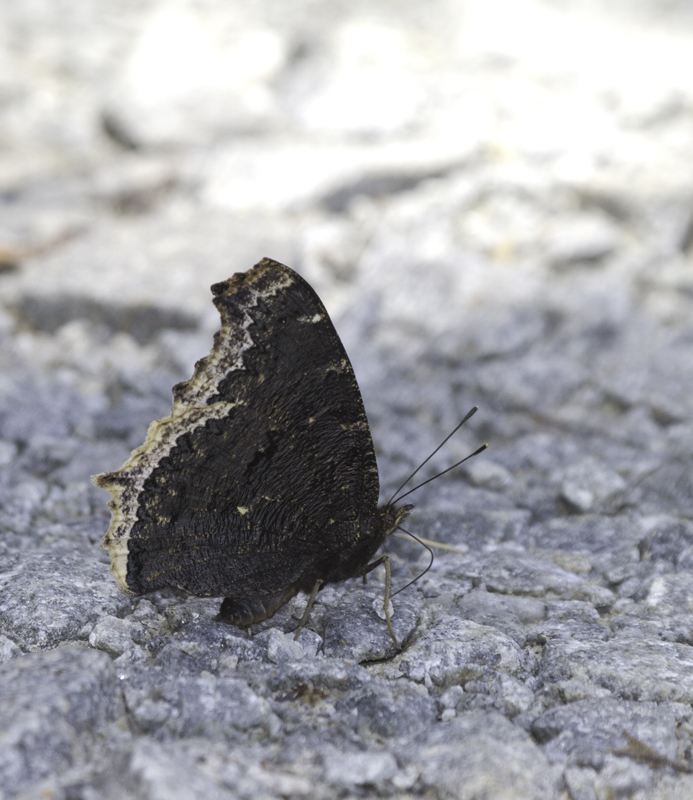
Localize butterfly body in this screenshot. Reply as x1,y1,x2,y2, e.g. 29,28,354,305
93,259,412,634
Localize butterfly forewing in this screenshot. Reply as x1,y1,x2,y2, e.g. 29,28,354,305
93,259,380,605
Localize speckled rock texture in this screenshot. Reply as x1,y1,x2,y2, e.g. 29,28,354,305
2,1,693,798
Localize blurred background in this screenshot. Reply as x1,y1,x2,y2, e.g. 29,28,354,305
1,0,693,496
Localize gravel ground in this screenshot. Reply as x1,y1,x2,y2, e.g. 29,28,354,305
2,1,693,798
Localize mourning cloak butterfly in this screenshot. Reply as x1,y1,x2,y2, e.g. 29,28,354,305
93,258,473,646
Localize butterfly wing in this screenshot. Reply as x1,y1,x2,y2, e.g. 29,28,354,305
93,258,380,602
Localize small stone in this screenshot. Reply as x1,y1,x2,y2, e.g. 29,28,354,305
89,615,134,657
372,596,394,620
546,600,599,623
177,640,200,656
463,458,514,491
294,628,322,658
391,764,420,791
561,457,627,514
266,629,304,663
567,583,616,611
546,213,620,268
564,766,598,800
114,644,148,666
439,686,465,710
133,599,159,620
593,755,653,799
219,654,239,672
132,699,172,732
398,617,524,688
324,750,398,787
0,553,131,649
0,634,21,663
497,674,535,716
0,440,17,466
323,583,419,662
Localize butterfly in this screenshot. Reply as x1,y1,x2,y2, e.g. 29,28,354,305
93,258,483,646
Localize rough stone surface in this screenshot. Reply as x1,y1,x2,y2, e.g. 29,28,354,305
398,616,527,688
0,648,124,798
3,1,693,797
413,711,560,799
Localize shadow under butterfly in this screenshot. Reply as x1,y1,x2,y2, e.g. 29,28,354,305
93,258,486,647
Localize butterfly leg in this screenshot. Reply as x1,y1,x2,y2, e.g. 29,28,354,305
355,556,397,648
293,579,324,641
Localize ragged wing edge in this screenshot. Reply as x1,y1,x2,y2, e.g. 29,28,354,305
91,258,297,594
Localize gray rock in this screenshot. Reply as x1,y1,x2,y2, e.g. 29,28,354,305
529,515,645,574
532,698,680,769
412,711,560,800
130,673,279,741
642,516,693,567
336,682,436,739
450,672,537,718
453,584,546,646
464,550,584,598
263,629,305,664
463,458,515,491
538,636,693,703
398,616,526,688
592,755,653,798
0,477,47,536
0,647,124,798
564,766,598,800
323,748,398,788
0,633,22,663
131,699,173,733
0,439,18,466
545,212,620,267
528,618,611,645
560,456,628,513
89,614,139,657
641,572,693,617
322,581,420,661
457,585,547,624
109,739,235,800
545,600,600,623
0,553,133,649
409,508,531,554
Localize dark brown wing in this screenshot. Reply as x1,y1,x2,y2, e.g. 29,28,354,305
93,258,380,601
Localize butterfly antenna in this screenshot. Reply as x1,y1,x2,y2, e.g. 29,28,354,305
389,526,434,599
387,406,480,506
393,443,488,505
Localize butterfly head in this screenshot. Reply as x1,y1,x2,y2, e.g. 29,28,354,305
378,503,415,537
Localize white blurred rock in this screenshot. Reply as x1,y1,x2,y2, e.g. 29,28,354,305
546,213,621,267
89,615,136,658
265,628,303,664
561,457,627,513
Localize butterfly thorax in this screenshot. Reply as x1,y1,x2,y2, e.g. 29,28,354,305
315,502,414,587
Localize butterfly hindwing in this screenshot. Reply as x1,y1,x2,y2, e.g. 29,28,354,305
93,259,380,604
